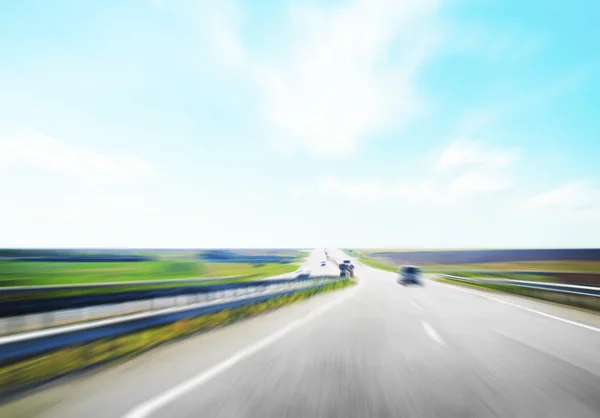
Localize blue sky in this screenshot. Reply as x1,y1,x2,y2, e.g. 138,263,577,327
1,0,599,248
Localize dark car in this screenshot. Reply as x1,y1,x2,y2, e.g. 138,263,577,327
339,263,349,278
397,265,423,286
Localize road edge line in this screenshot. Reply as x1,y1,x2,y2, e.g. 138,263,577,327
439,281,600,334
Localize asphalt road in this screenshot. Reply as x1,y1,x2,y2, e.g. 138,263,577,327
4,248,600,417
266,249,339,279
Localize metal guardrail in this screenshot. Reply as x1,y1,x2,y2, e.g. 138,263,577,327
440,274,600,297
0,276,347,364
0,287,251,335
0,277,337,335
0,275,334,318
429,269,585,276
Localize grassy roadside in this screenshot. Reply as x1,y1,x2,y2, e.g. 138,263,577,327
0,279,356,395
357,256,398,273
345,250,398,273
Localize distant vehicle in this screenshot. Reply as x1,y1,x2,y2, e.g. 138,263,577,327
397,265,423,286
295,268,311,279
343,260,351,264
320,261,326,267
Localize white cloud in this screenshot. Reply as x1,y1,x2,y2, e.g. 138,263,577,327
0,130,155,181
259,0,442,155
457,107,505,135
449,172,508,195
520,181,600,216
198,1,247,71
436,140,517,170
0,131,158,244
317,174,506,207
242,190,264,204
288,187,313,201
318,178,410,202
314,141,514,206
26,194,146,227
201,0,442,156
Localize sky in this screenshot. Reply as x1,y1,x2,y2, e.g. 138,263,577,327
1,0,599,248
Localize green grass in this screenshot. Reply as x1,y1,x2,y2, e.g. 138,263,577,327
201,262,299,279
0,258,305,302
0,279,356,394
0,274,309,303
355,254,398,273
342,249,398,273
0,260,301,288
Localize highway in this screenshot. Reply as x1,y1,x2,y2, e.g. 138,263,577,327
265,249,339,279
3,249,600,417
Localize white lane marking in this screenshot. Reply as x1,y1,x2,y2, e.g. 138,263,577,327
411,300,421,310
422,321,444,346
441,282,600,334
122,282,360,418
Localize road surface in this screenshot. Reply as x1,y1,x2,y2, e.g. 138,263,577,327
265,249,339,280
3,248,600,417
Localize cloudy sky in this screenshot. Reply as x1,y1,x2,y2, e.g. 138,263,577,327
1,0,599,248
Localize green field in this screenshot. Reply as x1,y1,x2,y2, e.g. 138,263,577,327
0,259,302,287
